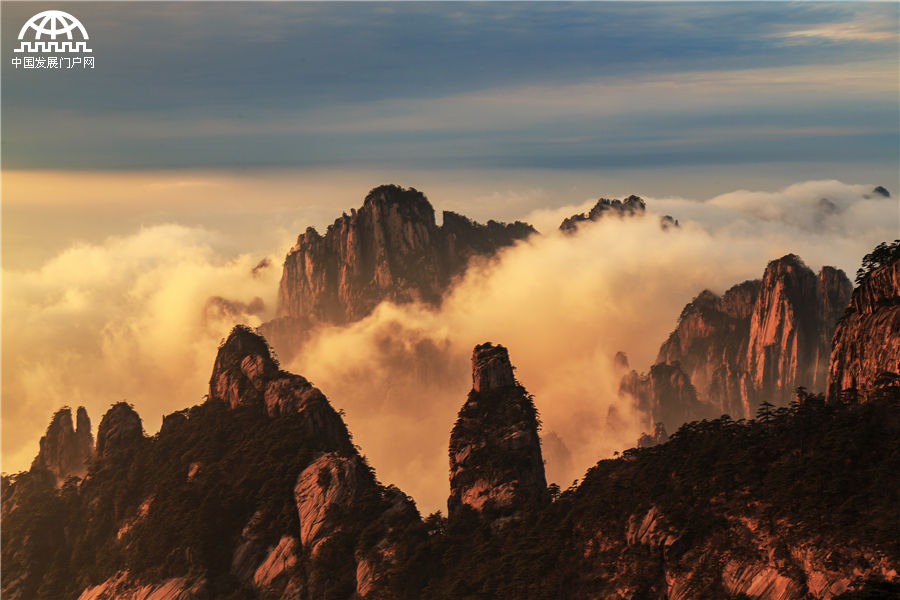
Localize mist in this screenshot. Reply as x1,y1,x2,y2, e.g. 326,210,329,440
2,179,894,515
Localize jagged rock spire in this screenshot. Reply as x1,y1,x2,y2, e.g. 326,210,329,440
96,402,143,458
208,325,352,450
448,343,547,516
30,406,94,482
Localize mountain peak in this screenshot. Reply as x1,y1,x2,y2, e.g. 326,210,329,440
209,325,280,410
96,402,143,458
363,184,433,213
209,326,352,452
30,406,94,482
472,342,516,392
272,185,534,332
449,343,546,516
559,194,647,232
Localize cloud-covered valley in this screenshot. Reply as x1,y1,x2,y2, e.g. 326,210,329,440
2,179,895,514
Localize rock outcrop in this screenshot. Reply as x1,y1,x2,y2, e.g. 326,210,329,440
294,452,370,557
208,325,351,450
448,343,546,516
76,573,207,600
828,253,900,400
30,406,93,483
276,184,534,326
354,485,421,598
95,402,144,458
559,195,647,232
650,255,851,420
559,194,679,233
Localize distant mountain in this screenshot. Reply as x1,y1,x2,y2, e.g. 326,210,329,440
622,254,852,432
263,187,680,359
262,185,534,354
558,194,679,233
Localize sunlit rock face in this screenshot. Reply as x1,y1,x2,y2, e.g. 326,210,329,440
652,254,851,420
30,406,93,483
744,256,846,405
294,452,369,557
76,573,207,600
276,184,535,327
829,257,900,400
448,343,547,516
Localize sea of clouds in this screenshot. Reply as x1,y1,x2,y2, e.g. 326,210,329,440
2,179,894,514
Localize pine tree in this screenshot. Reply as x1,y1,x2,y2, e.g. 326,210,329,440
756,400,775,423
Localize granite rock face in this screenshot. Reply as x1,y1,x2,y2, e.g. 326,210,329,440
294,452,370,557
30,406,93,483
208,325,351,450
448,343,547,516
651,255,851,420
276,184,535,326
829,256,900,400
95,402,144,458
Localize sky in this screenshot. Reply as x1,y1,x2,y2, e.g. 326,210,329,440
2,2,899,173
2,2,899,513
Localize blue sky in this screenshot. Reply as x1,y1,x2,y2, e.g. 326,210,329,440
2,2,898,173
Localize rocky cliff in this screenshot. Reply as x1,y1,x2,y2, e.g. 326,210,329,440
448,343,547,516
424,396,900,598
648,254,852,421
828,243,900,400
2,325,422,600
95,402,143,458
208,325,351,449
275,185,534,326
3,324,898,599
30,406,93,483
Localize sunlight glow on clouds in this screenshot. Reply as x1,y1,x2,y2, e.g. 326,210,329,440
2,179,893,513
